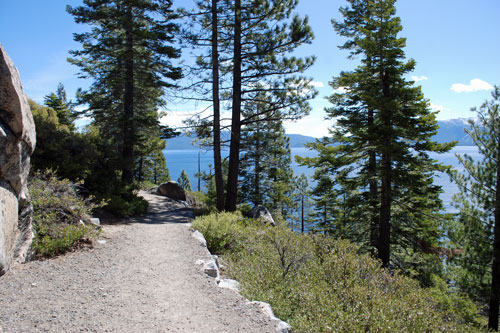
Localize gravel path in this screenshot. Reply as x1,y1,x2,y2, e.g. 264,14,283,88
0,192,278,332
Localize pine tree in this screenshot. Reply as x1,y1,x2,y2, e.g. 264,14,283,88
300,0,453,280
239,110,295,218
67,0,181,184
448,86,500,330
293,173,313,233
44,83,76,130
178,170,192,191
223,0,317,211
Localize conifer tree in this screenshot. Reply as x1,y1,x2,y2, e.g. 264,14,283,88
239,110,295,218
300,0,453,279
67,0,181,184
223,0,317,211
44,83,76,130
178,170,192,191
448,86,500,330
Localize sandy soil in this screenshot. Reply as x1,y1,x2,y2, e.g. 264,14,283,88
0,191,278,332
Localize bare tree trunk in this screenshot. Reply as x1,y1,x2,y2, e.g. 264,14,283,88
122,5,135,184
225,0,242,212
488,135,500,330
211,0,225,211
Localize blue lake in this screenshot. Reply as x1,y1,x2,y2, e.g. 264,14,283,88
163,146,481,212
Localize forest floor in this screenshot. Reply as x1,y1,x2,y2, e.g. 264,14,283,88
0,191,278,332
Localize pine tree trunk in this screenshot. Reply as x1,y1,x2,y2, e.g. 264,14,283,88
212,0,224,211
254,130,261,205
368,107,379,253
301,195,304,233
122,5,135,184
488,135,500,330
225,0,242,212
379,151,391,267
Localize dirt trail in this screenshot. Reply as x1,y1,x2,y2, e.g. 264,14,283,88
0,191,278,332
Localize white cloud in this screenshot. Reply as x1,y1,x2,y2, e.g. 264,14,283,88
334,86,348,94
429,103,445,112
411,75,428,82
309,81,324,88
451,78,494,93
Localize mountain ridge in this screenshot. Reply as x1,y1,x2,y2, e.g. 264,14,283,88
164,119,474,150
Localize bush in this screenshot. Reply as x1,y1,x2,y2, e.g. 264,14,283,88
192,212,486,332
29,170,102,258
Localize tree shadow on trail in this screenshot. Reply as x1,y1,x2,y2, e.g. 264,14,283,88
100,194,195,226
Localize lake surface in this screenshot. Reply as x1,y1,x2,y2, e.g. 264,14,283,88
163,146,481,212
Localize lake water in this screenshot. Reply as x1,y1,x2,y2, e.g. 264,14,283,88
163,146,481,212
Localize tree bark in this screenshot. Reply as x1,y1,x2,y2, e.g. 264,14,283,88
122,5,135,184
225,0,242,212
211,0,225,211
367,105,379,253
488,132,500,330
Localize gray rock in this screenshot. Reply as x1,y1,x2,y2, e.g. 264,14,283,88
218,279,240,292
203,259,219,278
247,205,275,226
0,44,35,275
157,181,187,201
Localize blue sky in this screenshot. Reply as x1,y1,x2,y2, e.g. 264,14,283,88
1,0,499,137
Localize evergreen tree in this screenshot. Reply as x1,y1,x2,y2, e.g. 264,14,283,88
239,110,296,218
67,0,181,184
178,170,192,191
43,83,76,130
223,0,317,211
448,86,500,330
300,0,453,281
292,173,313,233
179,0,231,211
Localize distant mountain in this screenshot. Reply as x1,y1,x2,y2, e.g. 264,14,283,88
165,132,316,150
435,118,474,146
164,118,475,150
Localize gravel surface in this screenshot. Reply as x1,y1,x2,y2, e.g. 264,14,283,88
0,191,278,332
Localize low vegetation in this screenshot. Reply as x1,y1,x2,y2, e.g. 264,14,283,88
29,170,102,258
192,212,486,332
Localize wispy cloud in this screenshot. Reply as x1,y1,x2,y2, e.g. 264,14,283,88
309,81,324,88
451,78,493,93
411,75,428,82
430,103,445,112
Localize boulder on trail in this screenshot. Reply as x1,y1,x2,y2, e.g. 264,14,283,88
246,205,275,226
157,181,187,201
0,44,36,275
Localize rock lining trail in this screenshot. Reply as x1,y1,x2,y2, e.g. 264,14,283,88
0,191,279,332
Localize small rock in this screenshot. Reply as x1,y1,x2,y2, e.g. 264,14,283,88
191,230,207,247
218,279,240,292
203,260,219,278
246,205,275,226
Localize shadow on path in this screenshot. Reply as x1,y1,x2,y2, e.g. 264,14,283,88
100,192,194,226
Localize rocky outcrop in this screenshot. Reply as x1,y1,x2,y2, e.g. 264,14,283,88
0,44,36,275
246,205,275,226
157,181,187,201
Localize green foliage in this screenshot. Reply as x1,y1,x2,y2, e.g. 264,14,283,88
240,110,296,219
447,86,500,325
177,170,192,191
299,0,454,281
192,213,485,331
68,0,182,184
29,98,97,181
29,170,101,258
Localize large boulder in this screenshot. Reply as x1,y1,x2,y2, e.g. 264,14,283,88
157,181,187,201
0,44,36,275
246,205,275,226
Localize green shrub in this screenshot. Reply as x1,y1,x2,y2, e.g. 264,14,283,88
29,170,102,258
192,213,486,332
103,184,148,217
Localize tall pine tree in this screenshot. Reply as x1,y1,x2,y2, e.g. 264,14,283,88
448,86,500,330
300,0,453,282
67,0,181,185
